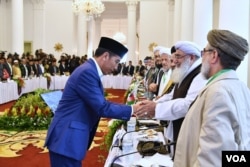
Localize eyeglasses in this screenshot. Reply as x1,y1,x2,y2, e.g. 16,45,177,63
201,48,214,56
174,54,186,59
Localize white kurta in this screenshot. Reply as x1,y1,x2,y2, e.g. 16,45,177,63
174,70,250,167
158,69,172,96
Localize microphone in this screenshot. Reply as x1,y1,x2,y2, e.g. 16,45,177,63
110,130,136,151
110,141,176,167
110,150,139,167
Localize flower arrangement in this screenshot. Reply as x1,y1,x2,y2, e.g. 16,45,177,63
13,77,25,88
0,88,53,131
43,73,51,82
123,75,144,104
43,73,51,89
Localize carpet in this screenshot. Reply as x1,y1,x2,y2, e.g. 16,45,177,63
0,88,126,167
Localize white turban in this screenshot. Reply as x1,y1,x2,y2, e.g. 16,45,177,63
153,46,164,53
159,47,171,56
174,41,201,57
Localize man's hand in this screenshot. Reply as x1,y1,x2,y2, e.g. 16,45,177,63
134,100,156,118
148,83,158,92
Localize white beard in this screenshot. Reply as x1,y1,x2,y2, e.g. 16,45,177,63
201,60,210,79
171,58,191,83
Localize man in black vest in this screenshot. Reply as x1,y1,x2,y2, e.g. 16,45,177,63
135,41,207,159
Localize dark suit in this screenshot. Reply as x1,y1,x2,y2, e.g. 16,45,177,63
29,64,37,76
48,64,59,76
135,65,145,77
118,64,127,75
19,64,29,78
36,64,43,76
126,65,134,76
45,58,131,162
59,63,69,75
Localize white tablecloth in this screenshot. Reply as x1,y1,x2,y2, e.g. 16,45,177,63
0,81,19,104
0,76,69,104
49,75,69,90
102,75,133,89
104,130,173,167
21,77,47,95
0,75,131,104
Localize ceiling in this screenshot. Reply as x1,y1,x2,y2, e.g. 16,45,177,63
99,1,140,41
101,1,140,19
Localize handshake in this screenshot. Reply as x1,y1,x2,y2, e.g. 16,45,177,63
132,100,157,119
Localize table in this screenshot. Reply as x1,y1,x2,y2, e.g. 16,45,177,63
102,75,133,89
49,75,69,90
21,77,47,95
0,75,133,104
0,81,19,104
104,129,173,167
0,76,69,104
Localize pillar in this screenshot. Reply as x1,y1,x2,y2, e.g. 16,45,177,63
31,0,45,53
77,13,87,57
94,17,102,50
87,19,94,58
11,0,24,54
126,0,138,64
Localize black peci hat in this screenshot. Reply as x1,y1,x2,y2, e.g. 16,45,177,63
170,45,176,54
98,37,128,58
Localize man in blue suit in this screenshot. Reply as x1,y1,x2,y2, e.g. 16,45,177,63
45,37,140,167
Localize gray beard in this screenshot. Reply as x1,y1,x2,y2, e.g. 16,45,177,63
171,58,191,83
201,60,210,79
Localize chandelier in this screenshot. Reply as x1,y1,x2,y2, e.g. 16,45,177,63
113,19,126,43
113,32,126,43
72,0,105,21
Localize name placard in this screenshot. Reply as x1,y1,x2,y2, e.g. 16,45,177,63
222,151,250,167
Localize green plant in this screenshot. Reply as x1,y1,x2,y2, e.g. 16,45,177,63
0,88,53,131
101,119,125,151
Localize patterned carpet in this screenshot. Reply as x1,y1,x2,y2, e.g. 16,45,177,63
0,88,126,167
0,130,48,157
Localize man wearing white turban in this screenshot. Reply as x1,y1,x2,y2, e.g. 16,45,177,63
135,41,207,159
149,47,172,97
